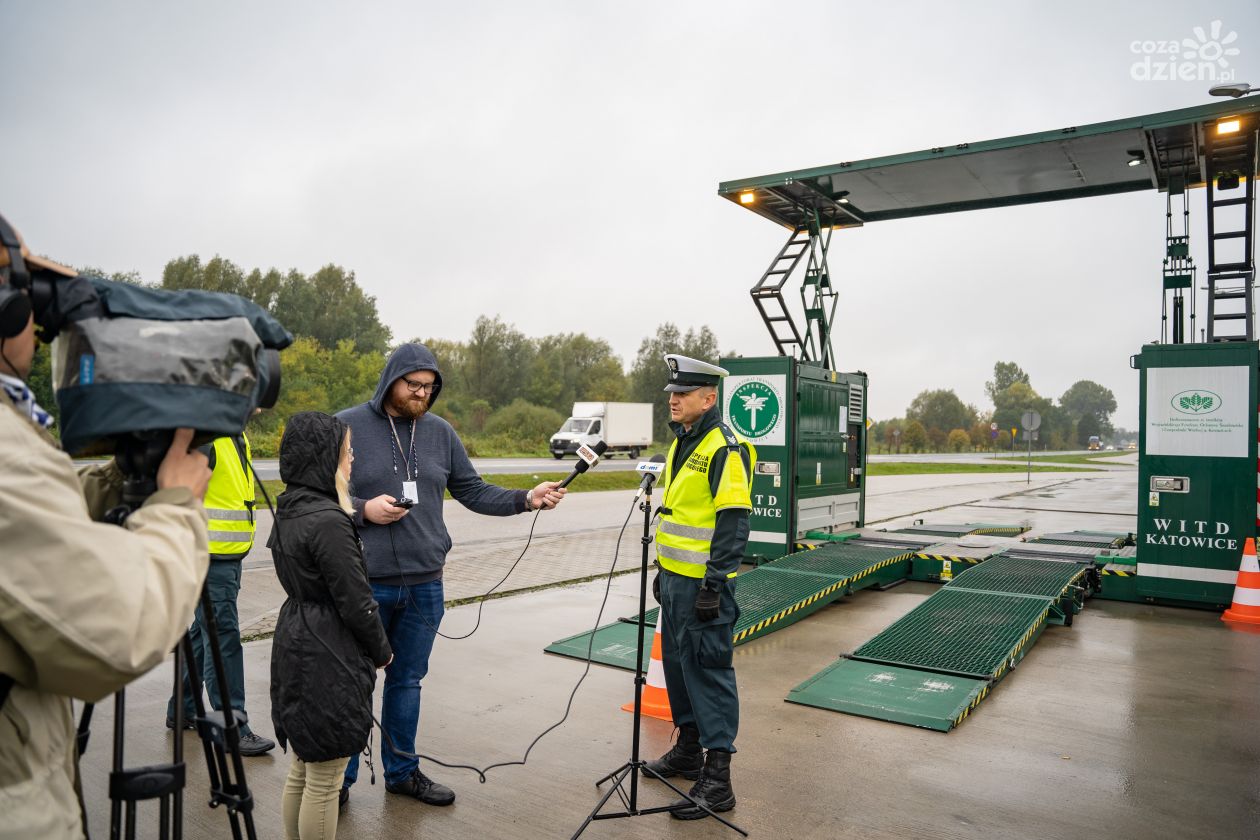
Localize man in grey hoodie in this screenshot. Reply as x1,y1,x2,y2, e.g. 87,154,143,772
336,343,565,808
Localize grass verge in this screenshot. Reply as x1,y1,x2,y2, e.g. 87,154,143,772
993,452,1134,465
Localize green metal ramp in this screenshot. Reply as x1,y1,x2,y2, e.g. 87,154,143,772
787,555,1089,731
544,619,655,671
893,522,1028,538
545,542,912,669
1026,530,1131,549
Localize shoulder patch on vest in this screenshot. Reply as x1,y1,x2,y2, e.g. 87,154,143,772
718,423,740,451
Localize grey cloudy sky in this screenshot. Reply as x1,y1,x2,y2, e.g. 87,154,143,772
5,0,1258,428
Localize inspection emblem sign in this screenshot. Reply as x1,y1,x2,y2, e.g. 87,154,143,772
725,375,786,446
1146,366,1248,458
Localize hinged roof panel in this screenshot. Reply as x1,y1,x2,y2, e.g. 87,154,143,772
719,98,1260,229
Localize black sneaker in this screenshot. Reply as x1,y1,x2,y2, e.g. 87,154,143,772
165,716,196,731
338,787,350,812
238,733,276,756
385,769,455,806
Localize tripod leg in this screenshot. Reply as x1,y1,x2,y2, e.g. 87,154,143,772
172,639,185,840
111,691,125,840
571,764,633,840
196,587,257,839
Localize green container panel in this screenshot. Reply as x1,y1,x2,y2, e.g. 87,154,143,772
1135,342,1258,607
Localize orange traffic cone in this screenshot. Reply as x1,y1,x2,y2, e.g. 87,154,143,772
1223,537,1260,626
623,617,672,722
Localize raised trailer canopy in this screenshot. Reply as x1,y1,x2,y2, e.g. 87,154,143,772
719,98,1260,230
722,97,1259,362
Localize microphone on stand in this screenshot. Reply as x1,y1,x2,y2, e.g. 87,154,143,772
634,453,667,500
558,440,608,488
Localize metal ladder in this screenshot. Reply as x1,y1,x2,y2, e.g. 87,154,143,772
1205,117,1257,342
750,225,811,357
750,212,838,366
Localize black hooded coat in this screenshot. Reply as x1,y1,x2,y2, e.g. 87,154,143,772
268,412,392,763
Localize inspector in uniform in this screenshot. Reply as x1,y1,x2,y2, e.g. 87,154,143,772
645,354,754,820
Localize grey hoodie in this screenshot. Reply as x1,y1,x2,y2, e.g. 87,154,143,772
336,344,529,584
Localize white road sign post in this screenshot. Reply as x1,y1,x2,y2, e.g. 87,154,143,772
1020,411,1041,484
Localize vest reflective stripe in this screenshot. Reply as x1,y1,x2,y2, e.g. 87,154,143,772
657,543,711,568
208,530,255,543
659,520,715,541
656,424,755,579
205,508,252,521
205,435,256,557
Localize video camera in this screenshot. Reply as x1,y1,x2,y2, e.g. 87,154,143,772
1,213,292,501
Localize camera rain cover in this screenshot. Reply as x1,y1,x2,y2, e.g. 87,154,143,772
50,277,293,455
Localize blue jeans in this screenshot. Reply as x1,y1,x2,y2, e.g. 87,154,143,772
166,560,253,736
344,579,444,788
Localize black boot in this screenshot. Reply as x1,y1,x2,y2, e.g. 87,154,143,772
671,749,735,820
643,725,702,781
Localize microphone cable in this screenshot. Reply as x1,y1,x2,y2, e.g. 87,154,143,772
256,461,643,783
386,502,544,642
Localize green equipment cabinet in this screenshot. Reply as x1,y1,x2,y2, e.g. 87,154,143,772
1134,341,1258,608
720,356,867,563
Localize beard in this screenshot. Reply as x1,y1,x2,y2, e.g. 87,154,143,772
388,391,429,420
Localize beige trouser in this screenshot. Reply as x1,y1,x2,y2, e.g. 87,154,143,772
282,755,350,840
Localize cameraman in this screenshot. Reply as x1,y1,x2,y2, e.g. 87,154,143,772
0,221,213,840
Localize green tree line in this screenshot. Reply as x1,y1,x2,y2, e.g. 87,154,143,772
26,255,725,457
871,361,1119,454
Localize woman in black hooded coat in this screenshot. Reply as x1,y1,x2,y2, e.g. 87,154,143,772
269,412,391,839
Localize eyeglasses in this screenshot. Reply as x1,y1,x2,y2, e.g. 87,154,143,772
402,378,437,394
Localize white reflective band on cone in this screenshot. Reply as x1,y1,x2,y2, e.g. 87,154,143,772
646,654,667,687
1229,586,1260,607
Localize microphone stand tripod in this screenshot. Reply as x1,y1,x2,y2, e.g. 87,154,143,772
569,482,747,838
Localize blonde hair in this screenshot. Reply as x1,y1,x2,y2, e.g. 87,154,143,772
335,431,354,515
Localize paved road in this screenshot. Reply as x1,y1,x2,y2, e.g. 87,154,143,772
79,451,1136,480
244,450,1133,479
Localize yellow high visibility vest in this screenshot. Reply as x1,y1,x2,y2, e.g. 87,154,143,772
205,434,256,558
656,424,755,579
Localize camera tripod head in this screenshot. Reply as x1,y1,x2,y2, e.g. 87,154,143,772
104,431,177,521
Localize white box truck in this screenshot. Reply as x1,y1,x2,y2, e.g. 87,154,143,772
550,402,653,459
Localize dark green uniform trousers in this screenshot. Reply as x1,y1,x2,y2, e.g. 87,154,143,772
658,569,740,752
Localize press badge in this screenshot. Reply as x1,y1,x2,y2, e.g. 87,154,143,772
402,481,418,503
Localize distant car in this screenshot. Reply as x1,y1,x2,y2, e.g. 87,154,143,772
1087,435,1101,451
1126,441,1137,450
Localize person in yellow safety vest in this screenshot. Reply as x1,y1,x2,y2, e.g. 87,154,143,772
644,353,754,821
165,433,276,755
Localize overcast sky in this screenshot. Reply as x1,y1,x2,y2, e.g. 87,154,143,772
5,0,1258,428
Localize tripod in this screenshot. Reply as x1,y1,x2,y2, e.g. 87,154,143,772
570,486,747,838
76,433,256,840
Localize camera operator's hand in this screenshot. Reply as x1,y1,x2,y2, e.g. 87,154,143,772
365,494,409,525
156,428,212,499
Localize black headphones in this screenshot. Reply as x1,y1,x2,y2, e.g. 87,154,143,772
0,214,34,340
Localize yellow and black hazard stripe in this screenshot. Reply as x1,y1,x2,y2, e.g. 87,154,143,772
731,551,913,644
915,553,983,566
968,526,1028,536
1100,568,1136,577
986,607,1050,686
952,682,992,729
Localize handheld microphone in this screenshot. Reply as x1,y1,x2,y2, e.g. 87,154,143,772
634,453,667,499
558,440,608,488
